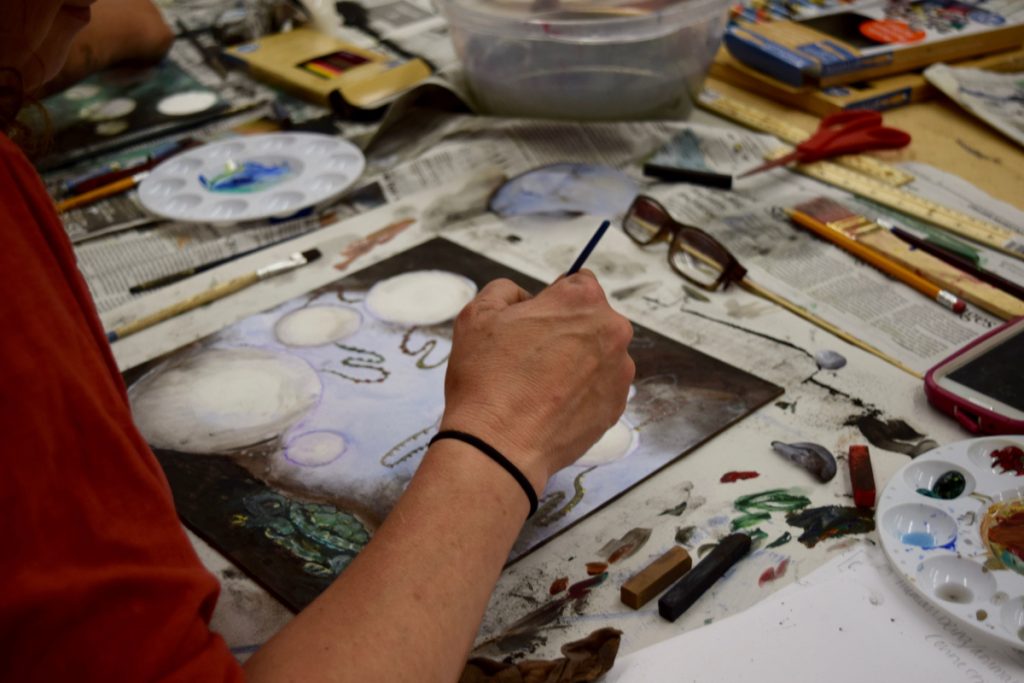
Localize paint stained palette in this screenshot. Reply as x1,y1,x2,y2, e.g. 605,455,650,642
127,239,781,611
138,133,365,223
877,436,1024,650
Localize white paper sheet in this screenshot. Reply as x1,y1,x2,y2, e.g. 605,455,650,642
607,544,1024,683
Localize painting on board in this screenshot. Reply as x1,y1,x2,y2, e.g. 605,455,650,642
38,60,229,171
128,238,782,611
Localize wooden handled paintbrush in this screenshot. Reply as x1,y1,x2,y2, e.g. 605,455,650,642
107,249,321,342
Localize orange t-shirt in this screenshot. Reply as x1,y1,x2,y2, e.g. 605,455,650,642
0,133,244,681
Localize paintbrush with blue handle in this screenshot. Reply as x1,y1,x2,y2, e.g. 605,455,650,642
566,220,611,275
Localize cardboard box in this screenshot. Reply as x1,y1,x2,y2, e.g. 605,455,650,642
709,45,1024,116
724,0,1024,87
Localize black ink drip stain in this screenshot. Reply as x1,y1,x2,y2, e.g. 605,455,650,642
660,501,689,516
786,505,875,548
846,411,937,457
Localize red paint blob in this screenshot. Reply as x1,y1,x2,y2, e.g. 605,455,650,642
608,544,634,564
549,576,568,595
991,446,1024,476
758,558,790,587
586,562,608,576
721,471,760,483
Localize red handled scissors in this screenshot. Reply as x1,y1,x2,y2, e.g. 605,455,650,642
737,110,911,178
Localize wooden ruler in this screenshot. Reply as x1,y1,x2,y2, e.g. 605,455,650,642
785,156,1024,260
697,89,916,187
810,208,1024,319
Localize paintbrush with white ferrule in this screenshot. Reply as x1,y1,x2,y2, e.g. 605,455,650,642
107,249,321,342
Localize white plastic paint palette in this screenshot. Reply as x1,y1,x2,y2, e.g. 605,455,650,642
138,132,365,223
877,436,1024,650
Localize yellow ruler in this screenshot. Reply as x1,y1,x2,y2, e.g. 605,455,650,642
785,156,1024,260
698,88,915,187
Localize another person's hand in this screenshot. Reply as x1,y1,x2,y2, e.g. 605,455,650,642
440,270,634,495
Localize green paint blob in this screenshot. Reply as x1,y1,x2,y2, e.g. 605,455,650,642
767,531,792,548
735,489,811,514
732,512,771,530
748,528,768,542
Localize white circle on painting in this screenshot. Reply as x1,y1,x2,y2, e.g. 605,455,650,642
129,347,321,454
365,271,477,326
285,430,348,467
65,84,99,100
96,119,129,137
577,419,637,466
81,97,136,121
157,90,218,117
275,306,362,347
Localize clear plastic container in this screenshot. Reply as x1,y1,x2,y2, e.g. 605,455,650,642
437,0,731,120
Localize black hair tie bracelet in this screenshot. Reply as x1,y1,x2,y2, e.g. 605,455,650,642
429,430,539,518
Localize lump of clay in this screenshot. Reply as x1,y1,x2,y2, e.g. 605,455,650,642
771,441,837,483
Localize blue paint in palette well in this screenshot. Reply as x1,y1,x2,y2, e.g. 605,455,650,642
200,160,293,193
901,531,956,551
902,531,935,548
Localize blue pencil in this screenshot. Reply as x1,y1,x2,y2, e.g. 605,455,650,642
566,220,611,275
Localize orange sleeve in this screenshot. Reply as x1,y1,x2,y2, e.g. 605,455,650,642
0,134,245,682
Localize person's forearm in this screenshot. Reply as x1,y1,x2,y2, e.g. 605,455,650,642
43,0,173,94
243,439,535,682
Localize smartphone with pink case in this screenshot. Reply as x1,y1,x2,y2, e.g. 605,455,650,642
924,317,1024,435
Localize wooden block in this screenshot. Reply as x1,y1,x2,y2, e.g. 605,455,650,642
620,546,692,609
658,533,751,622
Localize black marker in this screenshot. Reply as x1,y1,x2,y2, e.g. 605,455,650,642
658,532,751,622
643,163,734,190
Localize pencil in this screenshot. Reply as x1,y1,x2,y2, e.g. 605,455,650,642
56,172,149,213
567,220,611,275
786,208,966,314
890,226,1024,302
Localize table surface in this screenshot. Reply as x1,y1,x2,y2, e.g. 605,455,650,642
90,23,1024,666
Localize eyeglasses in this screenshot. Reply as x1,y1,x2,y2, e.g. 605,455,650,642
622,195,748,291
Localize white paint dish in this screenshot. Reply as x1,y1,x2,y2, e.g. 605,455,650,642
877,435,1024,650
138,132,365,223
364,270,478,326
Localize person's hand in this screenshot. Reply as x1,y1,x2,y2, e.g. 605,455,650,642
439,270,634,495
